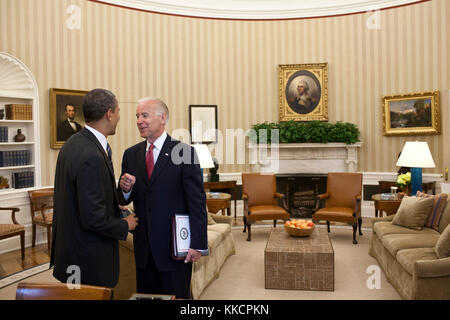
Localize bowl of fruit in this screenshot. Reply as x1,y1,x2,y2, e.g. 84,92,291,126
284,219,315,237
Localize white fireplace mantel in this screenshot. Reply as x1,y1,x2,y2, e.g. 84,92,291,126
248,142,362,174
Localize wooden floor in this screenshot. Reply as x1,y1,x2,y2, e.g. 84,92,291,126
0,244,50,278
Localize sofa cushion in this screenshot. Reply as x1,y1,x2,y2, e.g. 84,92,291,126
392,196,434,230
381,233,440,257
396,247,438,276
435,224,450,259
207,213,217,225
207,223,231,241
416,192,449,231
373,221,439,238
207,230,222,251
438,198,450,233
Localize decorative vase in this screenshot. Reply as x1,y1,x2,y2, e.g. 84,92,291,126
13,129,26,142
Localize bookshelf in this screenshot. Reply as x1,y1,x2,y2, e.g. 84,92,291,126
0,52,41,193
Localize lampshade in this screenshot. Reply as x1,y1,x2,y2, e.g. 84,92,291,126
396,141,435,168
193,144,214,169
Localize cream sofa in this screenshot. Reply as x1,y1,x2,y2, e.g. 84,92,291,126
369,195,450,300
114,213,235,300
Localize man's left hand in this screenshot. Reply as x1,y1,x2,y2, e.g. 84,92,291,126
184,248,201,263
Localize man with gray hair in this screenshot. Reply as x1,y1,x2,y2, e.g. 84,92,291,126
118,97,208,299
295,79,313,110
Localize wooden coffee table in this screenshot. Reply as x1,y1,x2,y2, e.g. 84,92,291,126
265,227,334,291
371,194,402,217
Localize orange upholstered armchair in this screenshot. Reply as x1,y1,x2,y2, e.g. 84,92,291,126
312,172,363,244
242,173,290,241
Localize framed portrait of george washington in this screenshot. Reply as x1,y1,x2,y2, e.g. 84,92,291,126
50,88,87,149
382,91,440,136
279,63,328,122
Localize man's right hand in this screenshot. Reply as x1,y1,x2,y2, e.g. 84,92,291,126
124,213,138,231
119,173,136,193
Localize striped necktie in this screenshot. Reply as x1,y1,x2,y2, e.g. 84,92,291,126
106,143,114,171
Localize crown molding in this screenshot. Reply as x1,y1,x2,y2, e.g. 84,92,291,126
92,0,428,20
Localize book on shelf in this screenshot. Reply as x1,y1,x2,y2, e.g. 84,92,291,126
4,104,32,120
0,126,8,142
12,171,34,189
0,150,31,167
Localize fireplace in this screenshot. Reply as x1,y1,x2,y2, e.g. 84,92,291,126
276,174,327,218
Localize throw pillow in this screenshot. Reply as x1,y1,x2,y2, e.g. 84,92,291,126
416,191,449,231
207,213,216,225
435,224,450,259
392,196,435,230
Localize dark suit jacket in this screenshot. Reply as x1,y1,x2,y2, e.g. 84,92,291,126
50,128,129,288
118,135,208,272
57,119,82,141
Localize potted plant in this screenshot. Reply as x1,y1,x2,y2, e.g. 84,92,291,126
396,172,412,195
249,120,360,144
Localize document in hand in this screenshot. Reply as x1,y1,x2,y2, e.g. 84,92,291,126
171,213,208,260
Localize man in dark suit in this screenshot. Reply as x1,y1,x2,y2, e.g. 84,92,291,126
118,97,208,299
57,104,83,141
50,88,138,288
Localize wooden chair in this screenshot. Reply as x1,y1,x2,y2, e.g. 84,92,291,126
28,188,54,252
15,282,113,300
242,173,290,241
312,172,363,244
0,207,25,260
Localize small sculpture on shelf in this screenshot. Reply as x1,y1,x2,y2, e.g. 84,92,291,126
0,176,9,189
208,158,220,182
13,129,26,142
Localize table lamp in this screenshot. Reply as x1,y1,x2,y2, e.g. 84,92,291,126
193,144,214,181
396,141,435,196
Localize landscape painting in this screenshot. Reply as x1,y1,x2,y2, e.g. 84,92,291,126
382,91,440,136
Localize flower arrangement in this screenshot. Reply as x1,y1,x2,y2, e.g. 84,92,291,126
396,172,411,189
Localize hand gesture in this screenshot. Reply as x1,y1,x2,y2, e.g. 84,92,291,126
119,173,136,193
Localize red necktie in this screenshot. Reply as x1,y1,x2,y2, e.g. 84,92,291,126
145,144,155,180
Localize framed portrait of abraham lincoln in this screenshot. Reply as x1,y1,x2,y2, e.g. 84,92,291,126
50,88,87,149
279,63,328,121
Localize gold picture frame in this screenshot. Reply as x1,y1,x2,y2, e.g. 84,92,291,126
279,63,328,121
50,88,88,149
382,91,440,136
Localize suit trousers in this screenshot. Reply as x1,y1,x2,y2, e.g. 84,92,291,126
136,250,193,299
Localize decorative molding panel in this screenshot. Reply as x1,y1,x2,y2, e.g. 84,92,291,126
93,0,427,19
0,53,35,99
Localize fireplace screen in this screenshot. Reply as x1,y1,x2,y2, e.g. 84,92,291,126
276,174,327,219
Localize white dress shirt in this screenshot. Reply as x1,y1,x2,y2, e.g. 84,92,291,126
85,124,109,156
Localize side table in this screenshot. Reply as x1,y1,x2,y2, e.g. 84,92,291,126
204,181,237,219
206,192,231,216
371,194,402,217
